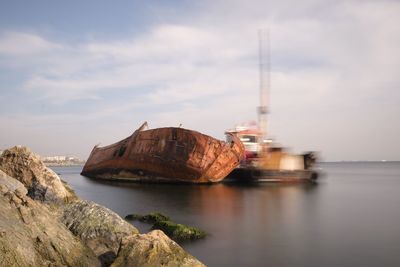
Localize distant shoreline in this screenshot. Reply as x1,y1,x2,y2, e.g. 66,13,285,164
44,162,85,167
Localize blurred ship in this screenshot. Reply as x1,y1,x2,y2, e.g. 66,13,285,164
225,30,318,183
225,123,318,183
81,122,244,183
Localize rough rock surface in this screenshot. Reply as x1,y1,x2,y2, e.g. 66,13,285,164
111,230,205,267
0,146,205,267
0,169,27,195
62,200,139,265
0,175,100,267
0,146,76,204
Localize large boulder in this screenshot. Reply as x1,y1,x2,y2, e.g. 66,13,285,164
0,146,206,267
0,146,76,204
0,169,27,196
0,175,100,267
111,230,205,267
62,200,139,265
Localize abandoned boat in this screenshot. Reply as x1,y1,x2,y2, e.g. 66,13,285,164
81,122,245,183
225,124,318,183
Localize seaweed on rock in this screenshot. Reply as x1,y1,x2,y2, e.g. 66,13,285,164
125,212,170,223
125,212,206,241
151,220,206,241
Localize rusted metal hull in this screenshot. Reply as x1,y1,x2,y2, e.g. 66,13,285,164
81,122,245,183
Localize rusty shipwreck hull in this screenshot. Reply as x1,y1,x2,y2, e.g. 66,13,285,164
81,122,245,183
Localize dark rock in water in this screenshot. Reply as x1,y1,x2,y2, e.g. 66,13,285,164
0,173,100,267
126,212,206,241
125,213,142,220
111,230,205,267
125,212,170,223
0,146,77,204
141,212,170,223
62,200,139,266
151,220,207,241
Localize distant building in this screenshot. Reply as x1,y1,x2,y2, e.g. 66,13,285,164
41,155,85,166
41,156,67,162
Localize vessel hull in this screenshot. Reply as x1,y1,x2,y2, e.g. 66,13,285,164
81,122,244,183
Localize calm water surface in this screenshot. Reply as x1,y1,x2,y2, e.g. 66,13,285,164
54,162,400,267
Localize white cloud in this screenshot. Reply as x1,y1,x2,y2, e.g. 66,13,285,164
16,24,255,105
0,32,61,55
1,0,400,160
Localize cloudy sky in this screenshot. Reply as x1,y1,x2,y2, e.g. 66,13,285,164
0,0,399,161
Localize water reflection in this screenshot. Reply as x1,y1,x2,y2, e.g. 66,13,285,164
77,174,318,225
184,183,318,223
56,164,400,267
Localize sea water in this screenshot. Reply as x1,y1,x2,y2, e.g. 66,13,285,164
54,162,400,267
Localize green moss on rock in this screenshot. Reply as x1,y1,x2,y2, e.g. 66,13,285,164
125,212,170,223
124,213,142,220
125,212,207,241
140,212,170,223
151,220,206,241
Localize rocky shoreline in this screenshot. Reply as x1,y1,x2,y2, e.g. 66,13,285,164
0,146,205,267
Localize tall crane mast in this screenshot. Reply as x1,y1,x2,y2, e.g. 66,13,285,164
257,29,270,144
